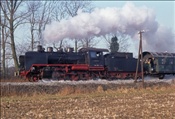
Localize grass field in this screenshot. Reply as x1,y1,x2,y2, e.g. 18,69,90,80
1,84,175,119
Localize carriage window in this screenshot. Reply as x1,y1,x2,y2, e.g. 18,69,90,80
161,58,166,64
169,59,173,64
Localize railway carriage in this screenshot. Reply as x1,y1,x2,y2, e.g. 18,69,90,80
142,51,175,79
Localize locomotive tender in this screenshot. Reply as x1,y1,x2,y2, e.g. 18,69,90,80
18,45,141,81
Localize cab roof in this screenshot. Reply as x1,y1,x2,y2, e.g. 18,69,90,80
143,51,175,58
79,48,109,52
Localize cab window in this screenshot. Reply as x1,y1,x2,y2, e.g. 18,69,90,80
90,51,101,58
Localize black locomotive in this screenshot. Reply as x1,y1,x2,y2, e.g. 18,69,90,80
18,45,142,81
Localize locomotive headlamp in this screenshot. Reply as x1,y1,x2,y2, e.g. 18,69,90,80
31,67,35,71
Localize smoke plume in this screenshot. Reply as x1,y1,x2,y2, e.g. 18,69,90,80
44,2,174,52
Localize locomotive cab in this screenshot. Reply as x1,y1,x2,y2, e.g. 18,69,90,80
89,50,104,67
79,48,108,67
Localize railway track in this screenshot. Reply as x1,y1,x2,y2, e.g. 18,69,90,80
1,76,175,85
1,76,175,97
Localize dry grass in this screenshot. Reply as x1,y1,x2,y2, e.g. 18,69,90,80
1,84,175,118
0,78,27,82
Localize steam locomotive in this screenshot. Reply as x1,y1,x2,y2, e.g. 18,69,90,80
18,45,175,81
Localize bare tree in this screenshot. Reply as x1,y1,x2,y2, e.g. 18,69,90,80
42,1,96,51
0,2,1,78
1,1,17,78
103,32,130,52
63,0,93,17
1,10,10,78
0,0,29,71
79,37,98,48
62,1,94,52
52,40,71,52
47,1,68,51
26,1,41,51
51,1,68,22
23,1,54,51
37,1,54,46
49,1,94,52
1,23,13,79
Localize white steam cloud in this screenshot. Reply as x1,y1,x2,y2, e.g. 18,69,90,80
44,2,175,52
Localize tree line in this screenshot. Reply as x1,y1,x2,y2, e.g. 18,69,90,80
0,1,129,79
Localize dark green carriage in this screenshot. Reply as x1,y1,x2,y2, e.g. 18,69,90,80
142,51,175,79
